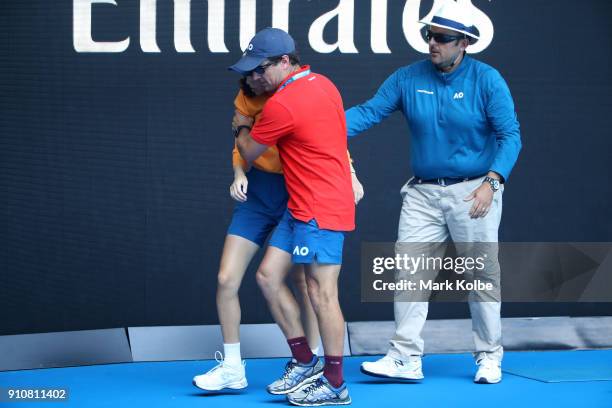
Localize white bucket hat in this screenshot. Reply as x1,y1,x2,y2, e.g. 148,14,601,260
420,1,480,44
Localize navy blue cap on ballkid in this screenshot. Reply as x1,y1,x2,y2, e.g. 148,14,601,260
228,28,295,75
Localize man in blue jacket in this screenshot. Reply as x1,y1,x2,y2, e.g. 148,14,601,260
347,1,521,384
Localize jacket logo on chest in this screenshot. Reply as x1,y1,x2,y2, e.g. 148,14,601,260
453,92,465,100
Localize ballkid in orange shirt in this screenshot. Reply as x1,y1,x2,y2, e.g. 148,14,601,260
193,75,363,393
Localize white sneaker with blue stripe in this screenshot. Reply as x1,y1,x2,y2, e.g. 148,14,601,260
474,354,502,384
360,355,423,380
267,356,324,395
287,376,351,406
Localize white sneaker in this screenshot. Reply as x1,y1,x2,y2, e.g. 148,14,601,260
267,356,324,395
193,351,248,391
287,377,351,406
360,355,424,380
474,355,502,384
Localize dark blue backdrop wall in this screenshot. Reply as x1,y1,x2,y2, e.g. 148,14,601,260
1,0,611,336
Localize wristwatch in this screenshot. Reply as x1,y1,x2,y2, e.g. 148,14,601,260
233,125,252,138
483,176,501,192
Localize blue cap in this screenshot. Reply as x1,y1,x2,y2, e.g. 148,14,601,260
229,28,295,75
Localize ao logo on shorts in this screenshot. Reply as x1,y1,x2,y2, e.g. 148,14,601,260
293,246,309,256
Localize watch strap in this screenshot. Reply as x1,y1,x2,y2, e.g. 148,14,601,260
233,125,252,138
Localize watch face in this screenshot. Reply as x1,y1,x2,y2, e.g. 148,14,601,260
492,180,500,190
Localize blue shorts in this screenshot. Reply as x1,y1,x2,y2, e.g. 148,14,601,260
269,210,345,265
227,168,288,247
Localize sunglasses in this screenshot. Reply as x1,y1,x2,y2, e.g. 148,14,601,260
248,61,275,76
424,30,465,44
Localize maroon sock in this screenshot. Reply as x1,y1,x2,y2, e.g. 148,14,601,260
287,337,314,364
323,355,344,388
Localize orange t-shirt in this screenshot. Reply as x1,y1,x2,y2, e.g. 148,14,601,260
232,89,353,174
232,90,283,174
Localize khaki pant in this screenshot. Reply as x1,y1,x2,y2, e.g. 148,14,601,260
387,177,504,363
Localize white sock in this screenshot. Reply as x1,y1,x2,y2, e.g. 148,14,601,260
223,343,242,367
311,345,320,356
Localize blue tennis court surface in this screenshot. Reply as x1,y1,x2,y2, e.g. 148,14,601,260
503,350,612,382
1,351,611,407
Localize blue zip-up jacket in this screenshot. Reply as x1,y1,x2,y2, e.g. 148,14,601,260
345,56,521,181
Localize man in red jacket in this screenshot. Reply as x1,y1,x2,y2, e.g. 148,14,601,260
232,27,355,406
